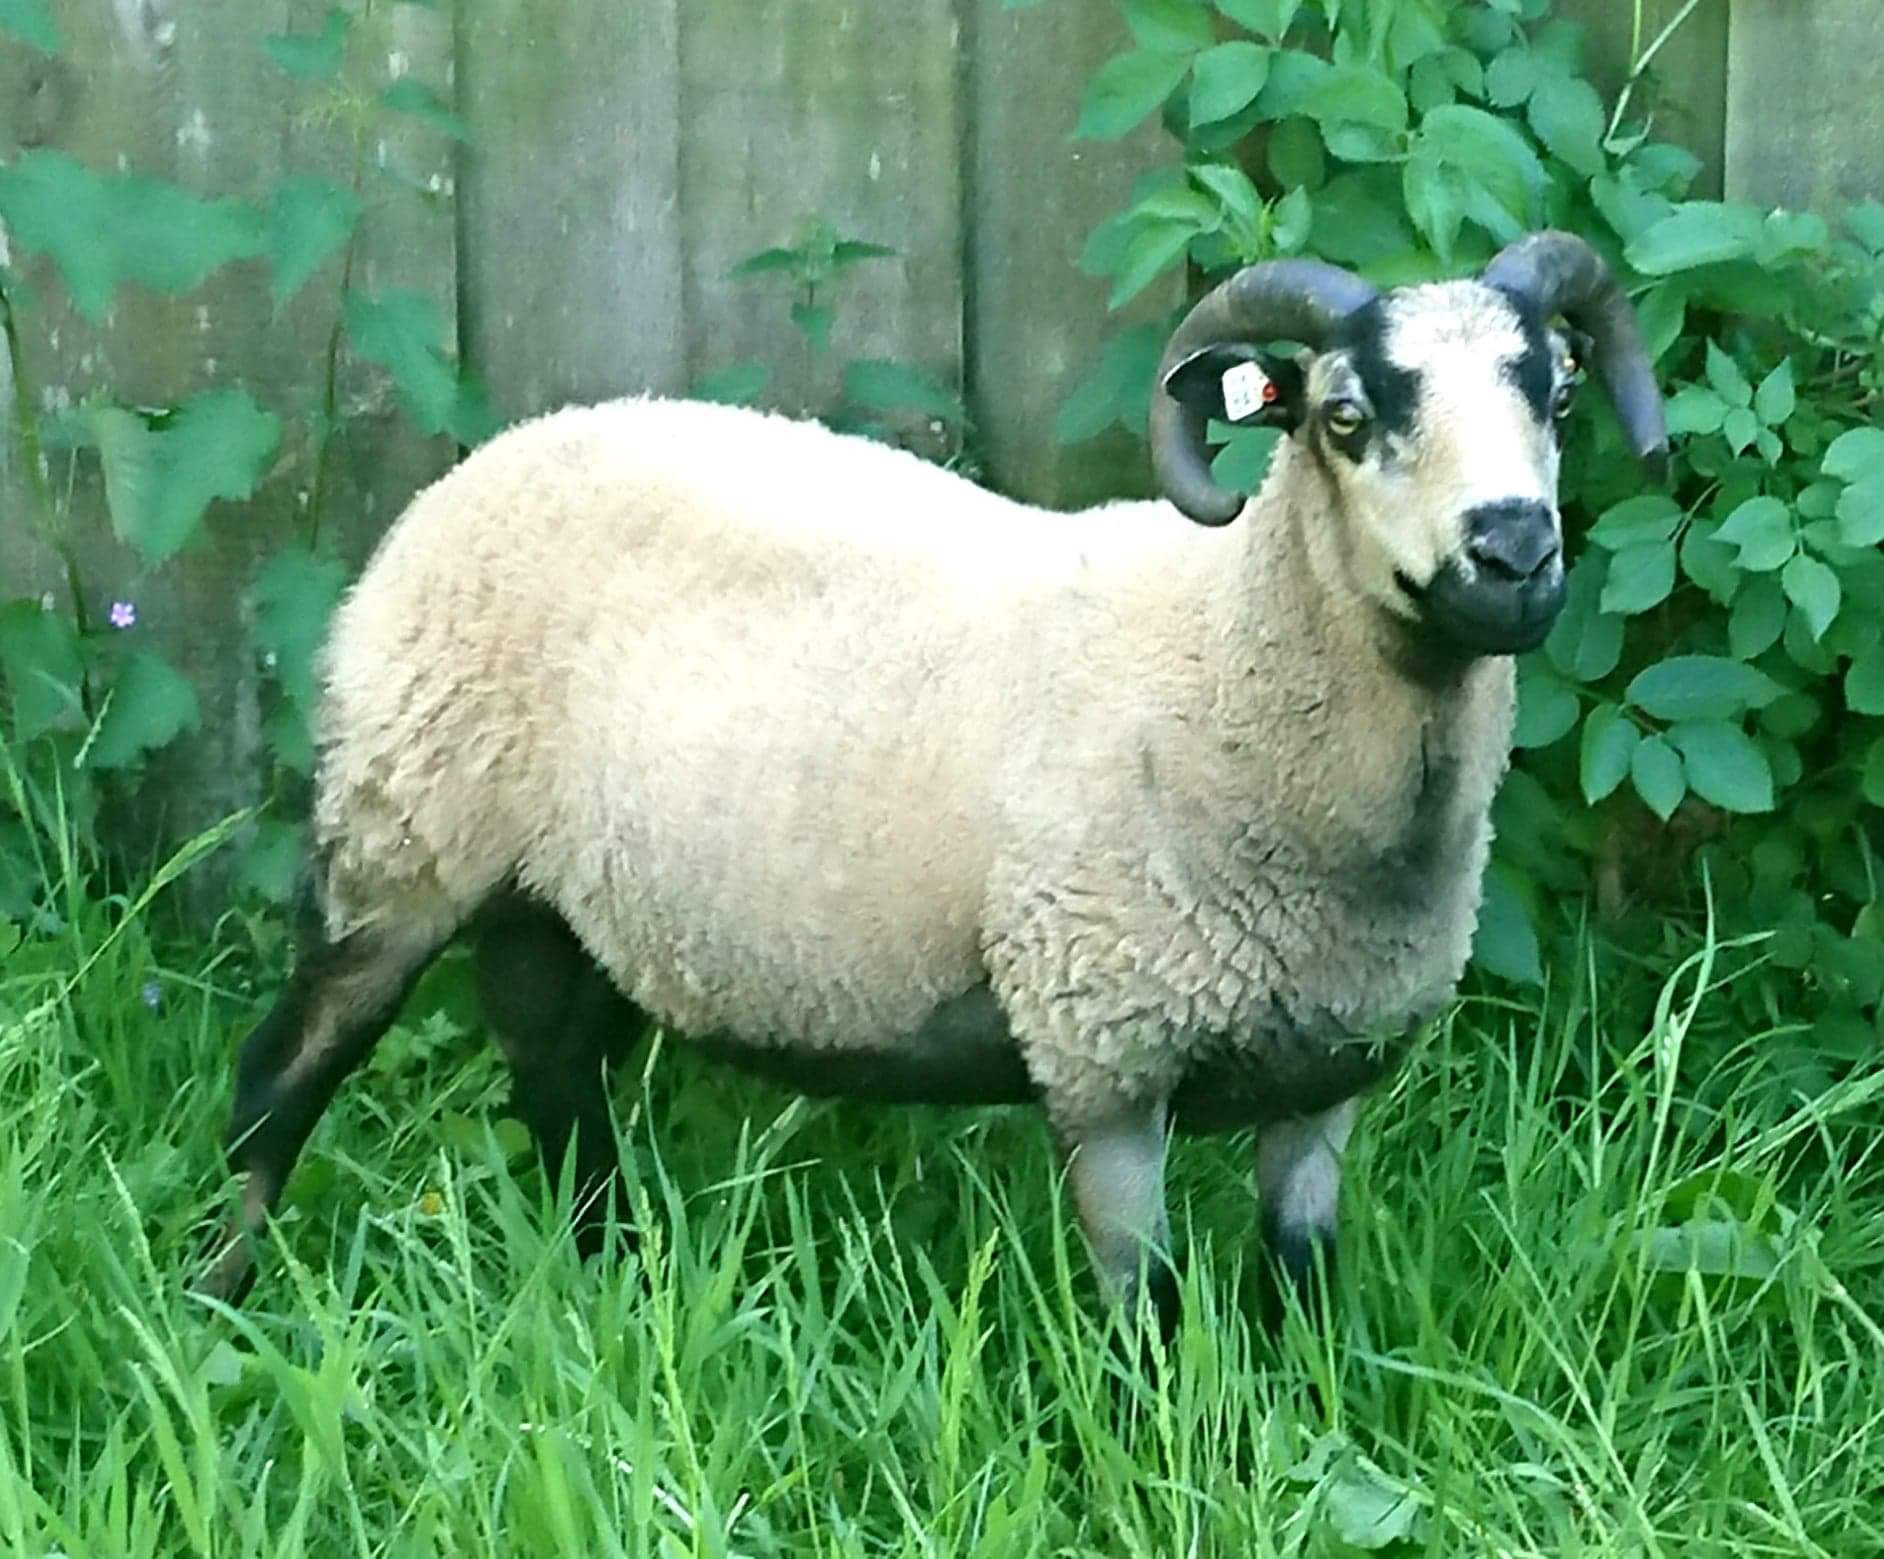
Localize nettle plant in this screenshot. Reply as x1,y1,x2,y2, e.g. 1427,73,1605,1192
0,0,486,917
694,218,970,460
1054,0,1884,1068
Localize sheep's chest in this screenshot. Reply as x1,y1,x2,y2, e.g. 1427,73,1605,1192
1150,728,1492,1133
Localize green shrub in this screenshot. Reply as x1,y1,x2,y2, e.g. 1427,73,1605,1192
1056,0,1884,1070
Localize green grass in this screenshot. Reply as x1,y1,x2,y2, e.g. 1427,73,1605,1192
2,832,1882,1555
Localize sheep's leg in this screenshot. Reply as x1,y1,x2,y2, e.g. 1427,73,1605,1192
200,913,445,1303
473,900,645,1256
1257,1095,1358,1323
1061,1103,1180,1340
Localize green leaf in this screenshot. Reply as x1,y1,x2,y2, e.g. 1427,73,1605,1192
691,360,770,406
1190,41,1272,127
1630,735,1685,820
1714,495,1795,571
1304,65,1408,133
1753,359,1795,427
0,601,84,741
88,652,200,770
790,300,833,355
1626,655,1783,722
1728,573,1786,660
1781,553,1840,641
1833,479,1884,547
83,392,282,565
1544,554,1624,681
1663,385,1726,436
265,176,361,308
1823,427,1884,484
1580,703,1639,803
1626,201,1763,276
1074,50,1193,139
1866,738,1884,807
1057,323,1164,443
1483,46,1536,107
1402,150,1468,263
344,290,495,445
1721,406,1759,455
1667,721,1774,813
842,359,966,426
831,239,899,269
250,546,349,711
1265,116,1325,189
0,151,264,323
1107,221,1193,307
1323,1456,1423,1550
1847,648,1884,716
1587,494,1681,550
1678,521,1738,602
1473,865,1541,985
1209,424,1280,492
727,246,801,278
1514,674,1577,749
1704,342,1753,408
1270,185,1311,253
1191,163,1263,238
1598,540,1675,615
1415,105,1545,229
378,78,468,141
264,7,349,82
1251,46,1329,118
0,0,60,54
1123,0,1216,54
1216,0,1297,43
1526,73,1605,177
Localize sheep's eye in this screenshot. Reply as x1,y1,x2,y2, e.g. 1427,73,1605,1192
1551,381,1579,421
1325,400,1367,438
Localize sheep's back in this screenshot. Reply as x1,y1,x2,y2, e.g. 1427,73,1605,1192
313,399,1064,1048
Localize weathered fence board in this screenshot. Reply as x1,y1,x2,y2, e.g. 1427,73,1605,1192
966,0,1180,508
457,0,686,421
1724,0,1884,210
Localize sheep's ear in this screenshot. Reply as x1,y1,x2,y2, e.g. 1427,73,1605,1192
1160,345,1305,432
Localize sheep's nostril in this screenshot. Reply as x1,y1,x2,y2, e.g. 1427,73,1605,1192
1463,502,1560,582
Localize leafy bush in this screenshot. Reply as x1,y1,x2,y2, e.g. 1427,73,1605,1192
1055,0,1884,1070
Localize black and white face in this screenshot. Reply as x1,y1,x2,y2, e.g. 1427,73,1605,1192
1303,282,1577,655
1164,279,1582,656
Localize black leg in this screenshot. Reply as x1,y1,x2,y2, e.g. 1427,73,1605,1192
201,901,445,1303
473,899,646,1255
1256,1098,1357,1331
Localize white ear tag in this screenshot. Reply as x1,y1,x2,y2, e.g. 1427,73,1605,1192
1220,360,1273,423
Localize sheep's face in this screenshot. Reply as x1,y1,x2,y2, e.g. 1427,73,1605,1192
1301,282,1575,655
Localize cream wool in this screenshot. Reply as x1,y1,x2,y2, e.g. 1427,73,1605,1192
204,240,1666,1332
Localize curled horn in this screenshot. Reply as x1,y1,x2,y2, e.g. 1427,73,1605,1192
1150,261,1379,526
1481,230,1669,480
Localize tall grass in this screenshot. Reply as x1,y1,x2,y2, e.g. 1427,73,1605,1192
0,816,1880,1555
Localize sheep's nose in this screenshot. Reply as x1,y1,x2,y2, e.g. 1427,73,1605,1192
1463,500,1560,582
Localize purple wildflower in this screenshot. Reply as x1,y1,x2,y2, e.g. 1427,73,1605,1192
108,600,137,631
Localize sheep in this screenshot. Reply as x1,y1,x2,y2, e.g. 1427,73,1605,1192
200,231,1666,1332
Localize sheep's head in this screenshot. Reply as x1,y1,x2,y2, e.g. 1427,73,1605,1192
1152,233,1667,657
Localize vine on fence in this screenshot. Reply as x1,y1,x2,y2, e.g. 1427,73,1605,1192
1056,0,1884,1074
0,0,486,914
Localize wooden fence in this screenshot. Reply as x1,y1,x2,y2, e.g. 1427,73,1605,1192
0,0,1877,873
